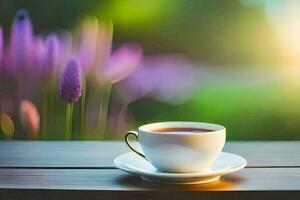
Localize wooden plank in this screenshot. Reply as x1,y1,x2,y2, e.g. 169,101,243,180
0,141,299,167
0,141,127,168
0,168,299,191
1,190,299,200
223,141,300,167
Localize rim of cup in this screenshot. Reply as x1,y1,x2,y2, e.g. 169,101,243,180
138,121,225,135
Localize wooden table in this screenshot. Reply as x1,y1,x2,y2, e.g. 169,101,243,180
0,141,299,199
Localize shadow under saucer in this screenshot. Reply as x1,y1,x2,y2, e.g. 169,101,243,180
116,173,245,191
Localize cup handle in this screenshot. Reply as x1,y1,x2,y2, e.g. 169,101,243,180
125,131,146,159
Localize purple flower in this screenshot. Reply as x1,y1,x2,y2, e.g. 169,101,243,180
94,20,113,74
57,31,73,67
31,37,45,78
8,9,33,74
59,58,82,103
103,43,142,83
118,54,197,104
42,35,59,78
76,17,99,73
74,20,141,83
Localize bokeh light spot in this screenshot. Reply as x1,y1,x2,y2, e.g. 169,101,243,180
1,114,15,137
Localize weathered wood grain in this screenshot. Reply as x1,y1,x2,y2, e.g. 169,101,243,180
0,141,299,199
0,141,299,167
1,190,299,200
0,168,299,191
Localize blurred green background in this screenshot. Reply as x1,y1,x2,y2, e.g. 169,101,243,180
1,0,300,140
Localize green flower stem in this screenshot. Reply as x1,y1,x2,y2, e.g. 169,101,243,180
80,78,87,139
65,103,73,140
56,94,63,139
54,94,59,137
98,83,112,138
41,86,49,139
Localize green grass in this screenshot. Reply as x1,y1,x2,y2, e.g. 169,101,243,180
130,81,300,140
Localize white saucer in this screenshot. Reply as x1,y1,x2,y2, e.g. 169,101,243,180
114,152,247,184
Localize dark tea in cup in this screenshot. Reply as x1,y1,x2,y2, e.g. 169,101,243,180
151,127,214,133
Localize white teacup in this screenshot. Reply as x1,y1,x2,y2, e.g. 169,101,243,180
125,122,226,173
